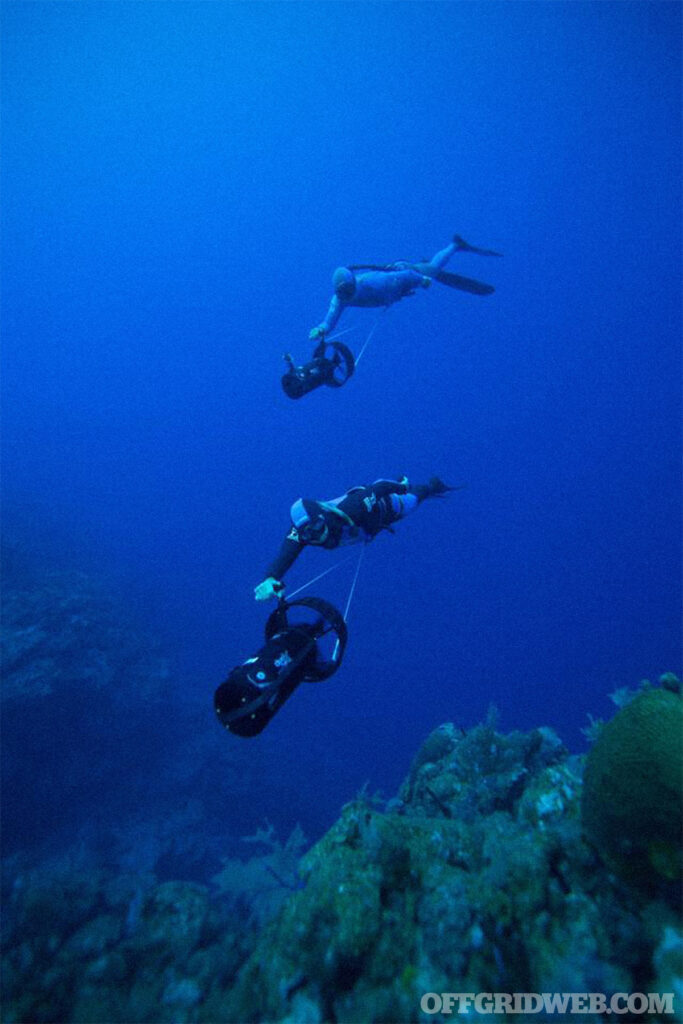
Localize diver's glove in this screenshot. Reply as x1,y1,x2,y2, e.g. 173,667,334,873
254,577,285,602
309,326,325,341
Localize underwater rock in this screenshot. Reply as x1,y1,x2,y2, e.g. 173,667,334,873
2,703,681,1023
61,913,122,959
161,976,202,1008
652,924,683,1021
581,682,683,890
132,881,211,956
0,867,250,1024
400,711,567,822
219,715,662,1023
0,569,170,705
5,865,104,945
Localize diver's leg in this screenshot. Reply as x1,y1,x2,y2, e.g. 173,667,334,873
426,240,458,271
425,233,504,270
384,491,419,524
379,478,454,529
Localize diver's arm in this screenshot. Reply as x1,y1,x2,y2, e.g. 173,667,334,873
309,295,342,339
255,532,305,601
266,530,305,582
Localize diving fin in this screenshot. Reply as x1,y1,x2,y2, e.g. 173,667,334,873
453,235,503,258
434,269,495,295
428,477,467,496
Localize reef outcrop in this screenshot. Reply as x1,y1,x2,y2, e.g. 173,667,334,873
4,701,680,1023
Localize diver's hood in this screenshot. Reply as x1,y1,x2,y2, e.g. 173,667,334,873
332,266,356,299
290,498,324,529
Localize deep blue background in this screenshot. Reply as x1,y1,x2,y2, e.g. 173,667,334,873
2,2,681,852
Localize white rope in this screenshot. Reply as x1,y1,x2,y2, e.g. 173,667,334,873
354,309,386,366
326,325,357,343
342,544,365,621
333,544,366,660
285,554,354,601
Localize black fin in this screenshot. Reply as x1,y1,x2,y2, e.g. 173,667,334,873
453,235,503,258
434,269,495,295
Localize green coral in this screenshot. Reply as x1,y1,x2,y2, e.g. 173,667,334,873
581,684,683,889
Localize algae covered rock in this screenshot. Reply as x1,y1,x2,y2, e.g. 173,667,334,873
3,700,680,1023
581,683,683,889
220,716,649,1023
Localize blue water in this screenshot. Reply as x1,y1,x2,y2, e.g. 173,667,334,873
2,2,681,860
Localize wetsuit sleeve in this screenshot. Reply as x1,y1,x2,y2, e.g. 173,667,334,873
266,529,305,581
313,295,342,336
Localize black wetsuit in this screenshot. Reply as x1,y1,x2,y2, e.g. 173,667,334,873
266,479,412,581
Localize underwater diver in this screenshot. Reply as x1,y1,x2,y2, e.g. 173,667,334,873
309,233,502,344
254,476,457,601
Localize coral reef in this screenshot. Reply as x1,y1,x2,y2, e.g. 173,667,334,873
1,569,170,705
220,713,674,1023
1,860,255,1024
4,703,680,1023
0,566,179,858
212,821,308,925
581,678,683,890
